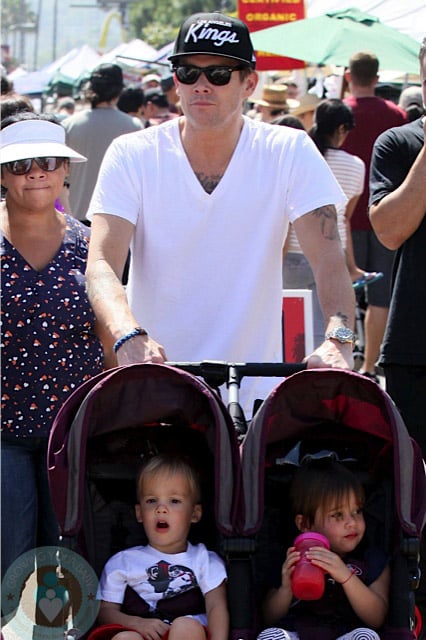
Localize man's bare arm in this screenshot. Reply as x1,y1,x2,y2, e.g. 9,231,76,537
370,119,426,250
86,213,166,365
293,205,355,369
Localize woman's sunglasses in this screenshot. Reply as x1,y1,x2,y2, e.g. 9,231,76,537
3,157,67,176
173,64,245,86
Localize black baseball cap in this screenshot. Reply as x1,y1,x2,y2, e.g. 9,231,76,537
168,12,256,68
89,63,123,90
142,89,169,109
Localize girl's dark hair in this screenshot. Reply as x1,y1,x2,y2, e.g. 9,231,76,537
309,99,355,155
272,114,306,130
290,459,365,529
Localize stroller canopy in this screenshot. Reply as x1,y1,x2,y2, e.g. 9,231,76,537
241,368,426,537
48,363,241,538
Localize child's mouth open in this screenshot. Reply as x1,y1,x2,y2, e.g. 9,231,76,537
156,521,169,531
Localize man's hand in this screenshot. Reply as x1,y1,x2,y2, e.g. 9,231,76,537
305,340,354,370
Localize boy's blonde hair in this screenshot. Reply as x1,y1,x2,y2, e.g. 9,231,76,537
136,454,201,504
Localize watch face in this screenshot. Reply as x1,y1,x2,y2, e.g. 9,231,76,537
337,328,353,340
327,327,354,343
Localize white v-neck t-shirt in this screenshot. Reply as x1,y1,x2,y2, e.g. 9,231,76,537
88,116,345,415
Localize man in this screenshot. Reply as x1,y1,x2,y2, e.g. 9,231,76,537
289,92,321,132
342,51,407,380
369,38,426,631
142,88,178,126
160,73,181,114
54,96,76,121
117,85,145,125
63,63,141,221
85,12,355,416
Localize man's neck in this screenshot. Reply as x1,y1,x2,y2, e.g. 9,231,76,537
349,85,376,99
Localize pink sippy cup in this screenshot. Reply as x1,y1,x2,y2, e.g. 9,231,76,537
291,532,330,600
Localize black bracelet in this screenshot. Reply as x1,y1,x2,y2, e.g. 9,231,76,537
113,327,148,353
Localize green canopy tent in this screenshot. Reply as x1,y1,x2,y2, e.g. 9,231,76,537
46,44,102,97
251,8,421,73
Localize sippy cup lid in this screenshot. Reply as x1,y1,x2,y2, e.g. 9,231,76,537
294,532,330,548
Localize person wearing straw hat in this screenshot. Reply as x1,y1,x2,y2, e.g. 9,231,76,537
85,12,356,418
252,84,299,123
290,92,322,132
0,113,106,579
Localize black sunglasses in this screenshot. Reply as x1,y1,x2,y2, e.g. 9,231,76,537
173,64,245,86
3,157,67,176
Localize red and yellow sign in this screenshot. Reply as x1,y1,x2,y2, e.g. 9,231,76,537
238,0,305,71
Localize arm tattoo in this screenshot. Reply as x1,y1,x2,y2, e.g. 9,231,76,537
196,172,222,194
332,312,350,326
313,205,338,240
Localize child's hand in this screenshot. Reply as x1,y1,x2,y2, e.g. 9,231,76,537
281,546,300,590
305,546,352,584
131,616,170,640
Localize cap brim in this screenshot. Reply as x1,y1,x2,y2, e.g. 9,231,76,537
1,142,87,164
168,52,253,66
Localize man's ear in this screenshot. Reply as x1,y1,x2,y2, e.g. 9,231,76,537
244,70,259,98
135,504,143,523
191,503,202,524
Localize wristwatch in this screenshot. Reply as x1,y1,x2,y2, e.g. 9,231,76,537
325,327,354,344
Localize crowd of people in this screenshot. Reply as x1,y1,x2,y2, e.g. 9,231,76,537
1,10,425,640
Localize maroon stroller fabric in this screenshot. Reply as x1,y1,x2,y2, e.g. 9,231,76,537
48,363,241,556
47,365,425,639
241,368,426,639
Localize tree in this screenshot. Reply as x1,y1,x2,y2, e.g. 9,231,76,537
129,0,237,49
1,0,37,69
1,0,36,36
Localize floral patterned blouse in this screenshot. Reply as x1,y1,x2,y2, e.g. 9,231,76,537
1,214,103,438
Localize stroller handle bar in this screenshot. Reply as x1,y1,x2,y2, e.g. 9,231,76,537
166,360,306,438
166,360,307,386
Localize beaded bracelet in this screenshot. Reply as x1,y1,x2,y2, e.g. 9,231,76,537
113,327,148,353
341,567,357,585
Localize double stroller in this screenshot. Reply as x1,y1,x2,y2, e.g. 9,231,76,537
48,363,426,639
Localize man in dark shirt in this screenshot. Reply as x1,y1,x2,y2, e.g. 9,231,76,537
342,52,407,380
369,37,426,634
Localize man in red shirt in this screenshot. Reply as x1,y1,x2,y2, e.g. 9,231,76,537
342,52,407,380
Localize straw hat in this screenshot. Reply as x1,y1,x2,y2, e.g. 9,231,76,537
0,119,87,164
290,92,321,117
253,84,299,110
